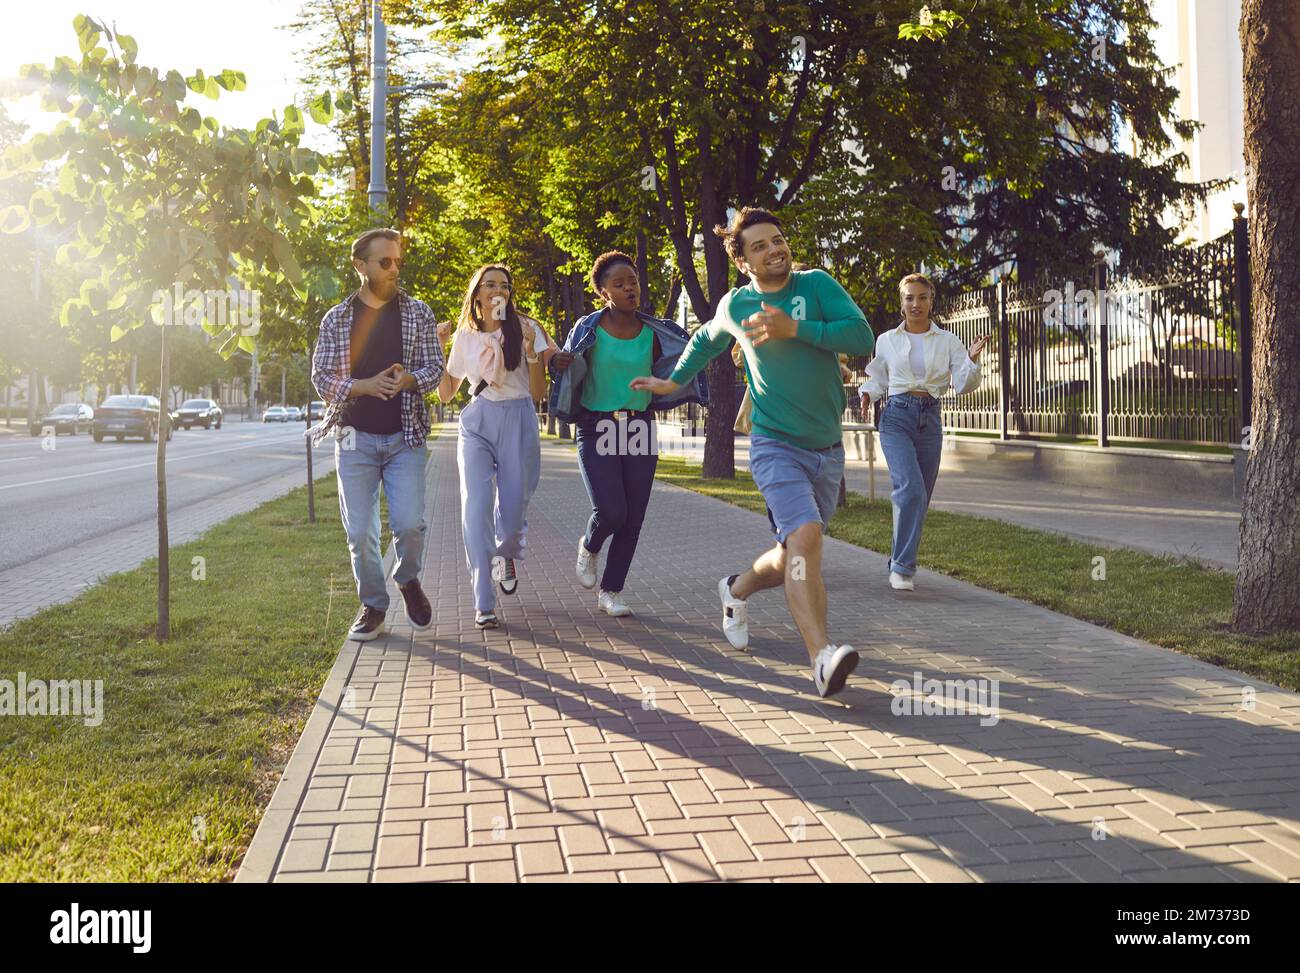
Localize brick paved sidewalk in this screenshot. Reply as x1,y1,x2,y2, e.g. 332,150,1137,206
237,427,1300,883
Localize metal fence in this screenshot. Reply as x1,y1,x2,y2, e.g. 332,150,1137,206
905,214,1252,448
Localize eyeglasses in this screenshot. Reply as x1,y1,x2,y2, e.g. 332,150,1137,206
371,256,403,270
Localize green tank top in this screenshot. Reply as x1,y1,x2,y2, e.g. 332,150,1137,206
580,323,654,412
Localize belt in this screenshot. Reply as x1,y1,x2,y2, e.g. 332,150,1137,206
587,408,652,422
905,389,935,399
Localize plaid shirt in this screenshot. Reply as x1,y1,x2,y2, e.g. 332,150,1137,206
310,288,445,449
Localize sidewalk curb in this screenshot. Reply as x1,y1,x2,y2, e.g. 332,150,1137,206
235,464,424,883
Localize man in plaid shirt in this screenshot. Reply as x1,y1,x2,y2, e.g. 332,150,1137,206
311,228,445,641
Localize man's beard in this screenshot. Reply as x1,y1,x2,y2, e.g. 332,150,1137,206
368,274,399,299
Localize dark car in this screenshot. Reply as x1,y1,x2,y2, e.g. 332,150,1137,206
176,398,224,430
93,394,173,443
29,403,94,437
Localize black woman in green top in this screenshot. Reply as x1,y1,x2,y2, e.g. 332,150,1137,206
551,251,664,617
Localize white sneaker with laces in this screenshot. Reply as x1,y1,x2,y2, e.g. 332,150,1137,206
889,571,915,591
576,536,599,589
813,644,860,698
493,556,518,595
598,590,632,617
718,575,749,650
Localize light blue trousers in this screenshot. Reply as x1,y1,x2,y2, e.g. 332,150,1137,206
335,430,429,612
457,396,541,612
878,395,944,577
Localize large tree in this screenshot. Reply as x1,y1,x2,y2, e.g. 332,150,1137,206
1232,0,1300,634
405,0,1211,476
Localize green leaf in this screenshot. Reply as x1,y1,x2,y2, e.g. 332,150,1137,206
0,205,30,234
133,67,155,97
203,75,220,100
307,90,333,124
187,69,206,93
237,334,257,354
80,278,108,313
60,297,85,328
118,33,139,64
74,15,101,54
270,231,303,286
215,70,246,92
179,107,201,132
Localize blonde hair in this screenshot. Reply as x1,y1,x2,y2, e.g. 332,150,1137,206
898,272,937,300
898,272,945,327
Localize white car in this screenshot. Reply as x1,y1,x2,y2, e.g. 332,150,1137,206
262,406,289,423
284,406,303,421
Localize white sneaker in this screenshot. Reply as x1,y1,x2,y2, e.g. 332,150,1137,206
813,644,860,698
493,556,518,595
889,571,915,591
576,536,599,589
718,575,749,650
598,590,632,617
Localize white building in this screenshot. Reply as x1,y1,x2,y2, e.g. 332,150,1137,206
1149,0,1248,243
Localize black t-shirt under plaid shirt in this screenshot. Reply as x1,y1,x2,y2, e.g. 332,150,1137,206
347,294,403,434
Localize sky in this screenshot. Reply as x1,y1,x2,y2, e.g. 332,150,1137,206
1,1,362,151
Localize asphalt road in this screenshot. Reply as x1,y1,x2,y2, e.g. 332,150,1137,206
0,417,337,625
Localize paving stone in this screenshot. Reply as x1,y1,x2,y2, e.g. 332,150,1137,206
236,432,1300,886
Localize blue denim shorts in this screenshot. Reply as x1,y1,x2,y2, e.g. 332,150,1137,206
749,434,845,546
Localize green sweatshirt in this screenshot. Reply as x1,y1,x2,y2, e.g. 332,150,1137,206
669,269,874,449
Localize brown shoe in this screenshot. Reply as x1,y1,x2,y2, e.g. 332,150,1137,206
349,605,386,641
398,579,432,630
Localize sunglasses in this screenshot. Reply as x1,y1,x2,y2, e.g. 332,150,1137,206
370,256,403,270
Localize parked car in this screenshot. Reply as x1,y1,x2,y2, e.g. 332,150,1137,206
176,398,224,430
93,395,173,442
262,406,290,423
284,405,302,421
29,403,94,436
307,400,325,420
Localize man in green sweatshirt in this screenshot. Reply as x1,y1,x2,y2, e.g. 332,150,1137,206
631,207,875,698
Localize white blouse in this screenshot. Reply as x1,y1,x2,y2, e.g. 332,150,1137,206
446,318,553,402
860,321,982,403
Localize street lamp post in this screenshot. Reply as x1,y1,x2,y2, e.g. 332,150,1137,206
366,1,447,218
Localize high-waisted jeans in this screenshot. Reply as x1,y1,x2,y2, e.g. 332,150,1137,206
878,395,943,577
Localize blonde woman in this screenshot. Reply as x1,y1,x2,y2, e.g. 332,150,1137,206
437,264,556,628
860,273,988,591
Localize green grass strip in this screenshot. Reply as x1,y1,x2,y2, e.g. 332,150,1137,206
0,423,442,881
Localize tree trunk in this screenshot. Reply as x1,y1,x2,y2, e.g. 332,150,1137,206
1232,0,1300,633
698,146,738,479
156,322,170,641
635,226,652,314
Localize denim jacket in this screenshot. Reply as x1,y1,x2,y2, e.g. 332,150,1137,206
548,309,709,422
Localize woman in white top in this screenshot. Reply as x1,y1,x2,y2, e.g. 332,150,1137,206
860,273,989,590
437,264,557,628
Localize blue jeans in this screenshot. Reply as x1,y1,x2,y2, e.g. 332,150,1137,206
878,395,943,577
335,430,429,612
575,412,659,592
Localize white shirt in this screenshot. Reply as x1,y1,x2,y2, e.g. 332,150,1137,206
859,320,982,403
446,318,553,401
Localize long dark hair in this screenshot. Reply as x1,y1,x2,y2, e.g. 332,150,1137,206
458,264,524,371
